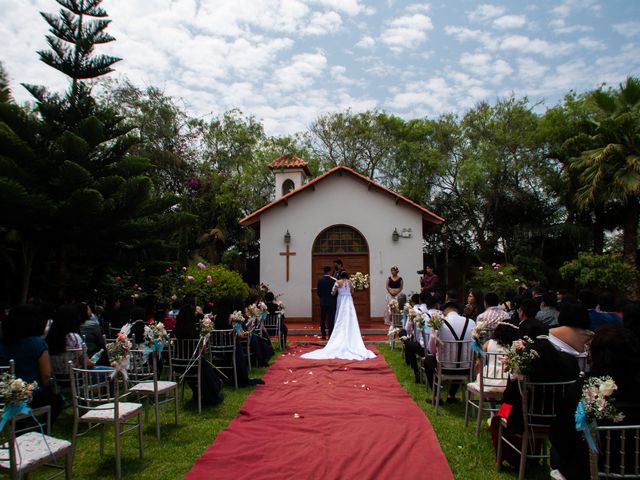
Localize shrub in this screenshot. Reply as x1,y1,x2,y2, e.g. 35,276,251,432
181,262,249,302
559,252,638,292
470,263,521,298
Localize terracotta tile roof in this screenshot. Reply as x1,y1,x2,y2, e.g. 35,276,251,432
240,165,444,227
267,156,312,176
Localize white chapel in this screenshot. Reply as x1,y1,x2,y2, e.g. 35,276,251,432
240,156,444,323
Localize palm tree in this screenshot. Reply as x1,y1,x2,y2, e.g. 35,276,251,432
572,77,640,268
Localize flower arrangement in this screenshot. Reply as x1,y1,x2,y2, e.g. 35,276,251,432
200,317,216,336
575,376,625,452
503,336,539,378
472,321,489,344
427,312,444,331
350,272,369,290
244,303,261,319
142,321,169,357
0,374,37,405
106,332,132,378
411,309,425,329
403,302,412,315
388,298,400,313
275,300,285,313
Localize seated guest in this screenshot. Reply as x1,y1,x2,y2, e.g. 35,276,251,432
120,307,147,346
535,292,560,327
550,326,640,480
491,336,580,467
468,322,519,392
213,297,264,387
0,304,64,423
403,292,430,381
579,289,622,330
476,292,511,334
463,289,484,321
516,298,549,339
264,292,287,346
47,304,99,375
548,303,593,357
172,303,224,406
425,301,475,403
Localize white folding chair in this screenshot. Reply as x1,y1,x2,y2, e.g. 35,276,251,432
127,349,179,439
169,338,205,413
263,314,284,350
588,423,640,479
207,330,238,390
69,363,144,480
496,378,577,480
464,351,509,437
431,338,474,414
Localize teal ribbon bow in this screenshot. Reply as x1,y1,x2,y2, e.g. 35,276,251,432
0,401,31,431
575,401,598,453
472,339,486,356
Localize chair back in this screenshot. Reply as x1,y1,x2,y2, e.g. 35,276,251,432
520,378,577,430
168,338,202,384
262,314,281,337
207,329,236,355
435,338,473,371
589,424,640,479
69,363,119,419
128,349,155,386
390,313,403,328
479,351,509,389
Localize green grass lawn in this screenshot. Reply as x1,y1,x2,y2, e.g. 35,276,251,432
378,344,549,480
32,346,551,479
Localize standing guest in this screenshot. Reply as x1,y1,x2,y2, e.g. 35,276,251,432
579,289,623,330
536,291,560,327
476,292,511,332
264,291,287,345
386,266,404,299
419,265,440,293
79,302,107,365
516,298,549,339
332,259,344,278
317,267,337,340
0,304,64,423
463,289,485,321
425,301,475,403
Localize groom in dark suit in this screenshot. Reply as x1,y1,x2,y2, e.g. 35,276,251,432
317,266,337,340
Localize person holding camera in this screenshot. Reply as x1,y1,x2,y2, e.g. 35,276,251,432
418,265,439,293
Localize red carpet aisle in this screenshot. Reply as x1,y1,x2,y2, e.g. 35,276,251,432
184,345,453,480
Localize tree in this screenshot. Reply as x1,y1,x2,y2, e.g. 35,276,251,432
570,77,640,268
0,62,12,103
0,0,191,303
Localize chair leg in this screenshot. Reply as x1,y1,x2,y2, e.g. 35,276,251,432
138,413,144,459
518,429,529,480
65,449,73,480
475,395,483,438
496,421,504,471
154,393,161,440
464,389,470,427
115,421,121,480
99,424,105,456
174,387,180,426
434,376,441,414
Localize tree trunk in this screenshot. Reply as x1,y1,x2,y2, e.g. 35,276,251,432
20,243,36,303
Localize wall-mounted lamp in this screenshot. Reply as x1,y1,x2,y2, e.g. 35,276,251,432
392,228,399,242
284,230,291,244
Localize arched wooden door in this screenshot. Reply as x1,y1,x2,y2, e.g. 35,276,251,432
311,225,370,324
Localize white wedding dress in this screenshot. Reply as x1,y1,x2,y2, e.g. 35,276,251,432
301,281,376,361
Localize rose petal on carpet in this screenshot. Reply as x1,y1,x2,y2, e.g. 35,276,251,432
184,344,453,480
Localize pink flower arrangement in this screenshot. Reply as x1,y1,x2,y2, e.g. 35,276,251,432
186,275,195,282
206,275,213,283
115,275,121,282
197,262,206,270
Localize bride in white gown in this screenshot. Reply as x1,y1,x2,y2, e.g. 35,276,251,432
301,271,376,361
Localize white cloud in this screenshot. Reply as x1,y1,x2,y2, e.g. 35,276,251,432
381,13,433,52
578,37,606,51
303,11,342,35
355,35,376,49
459,52,513,82
613,22,640,38
500,35,573,58
467,4,506,22
445,26,499,51
330,65,356,85
271,50,328,92
406,3,431,14
549,18,592,34
516,58,549,81
493,15,526,30
313,0,363,16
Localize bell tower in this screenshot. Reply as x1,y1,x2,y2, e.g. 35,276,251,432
268,156,311,199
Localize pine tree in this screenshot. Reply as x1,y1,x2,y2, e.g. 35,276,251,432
27,0,120,106
0,62,12,103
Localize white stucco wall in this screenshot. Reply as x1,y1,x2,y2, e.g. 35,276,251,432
259,174,425,320
273,169,306,199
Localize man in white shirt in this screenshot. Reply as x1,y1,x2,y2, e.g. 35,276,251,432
425,301,475,402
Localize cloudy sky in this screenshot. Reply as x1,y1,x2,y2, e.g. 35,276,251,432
2,0,639,135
